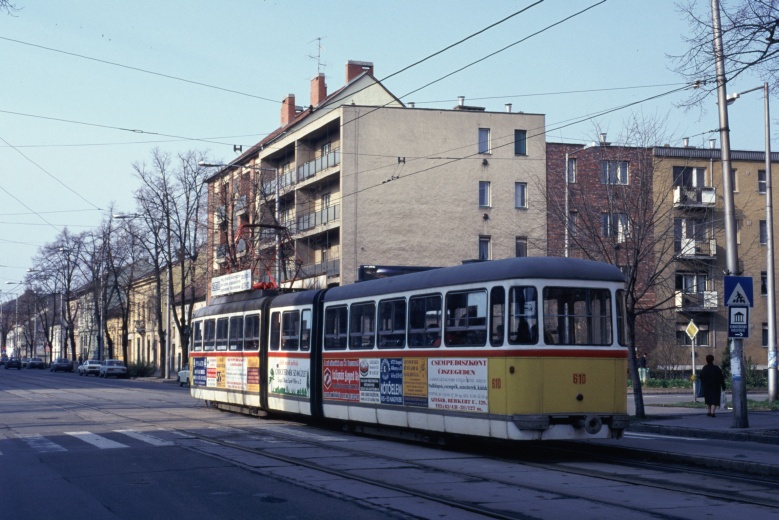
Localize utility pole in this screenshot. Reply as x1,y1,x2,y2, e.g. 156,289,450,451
711,0,748,427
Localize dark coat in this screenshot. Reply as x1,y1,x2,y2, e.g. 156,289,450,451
699,363,726,406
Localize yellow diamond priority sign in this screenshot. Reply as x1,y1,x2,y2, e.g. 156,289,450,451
685,320,699,340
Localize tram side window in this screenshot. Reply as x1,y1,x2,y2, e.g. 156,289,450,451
616,290,627,346
508,286,538,345
349,302,376,350
445,290,487,347
244,314,260,351
282,311,300,351
490,287,505,346
229,316,243,351
300,310,311,351
378,299,406,349
542,287,612,346
324,306,348,350
408,294,442,348
203,319,216,351
269,311,281,351
215,317,228,351
192,321,203,352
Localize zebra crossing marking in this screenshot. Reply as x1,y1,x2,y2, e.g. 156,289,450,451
18,434,68,453
114,429,174,446
65,431,129,449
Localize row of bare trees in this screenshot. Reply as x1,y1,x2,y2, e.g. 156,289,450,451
0,149,209,377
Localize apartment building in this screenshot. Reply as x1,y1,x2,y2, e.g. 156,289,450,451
653,145,779,371
206,61,547,293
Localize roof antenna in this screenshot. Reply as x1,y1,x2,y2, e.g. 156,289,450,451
308,36,327,75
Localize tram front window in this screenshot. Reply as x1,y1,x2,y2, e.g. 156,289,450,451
542,287,612,346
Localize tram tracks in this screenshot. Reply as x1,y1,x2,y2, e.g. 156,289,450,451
4,374,779,518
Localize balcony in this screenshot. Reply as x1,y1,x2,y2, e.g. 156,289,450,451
234,195,248,215
297,204,340,234
675,290,718,312
673,186,716,209
675,238,717,260
297,148,340,183
299,258,341,279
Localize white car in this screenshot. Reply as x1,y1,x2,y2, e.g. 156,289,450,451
78,359,102,376
99,359,128,378
177,365,190,387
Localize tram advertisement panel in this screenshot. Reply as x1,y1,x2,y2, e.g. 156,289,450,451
268,357,310,397
193,357,207,387
225,357,245,390
323,357,488,413
192,356,258,391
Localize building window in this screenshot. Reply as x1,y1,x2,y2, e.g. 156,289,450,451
762,271,768,295
479,236,491,261
567,157,576,183
600,160,629,185
759,170,767,194
569,211,579,237
514,130,527,155
478,128,491,154
760,220,768,245
515,237,527,257
601,213,629,242
731,168,738,192
763,323,769,347
737,219,742,245
514,182,527,208
479,181,491,207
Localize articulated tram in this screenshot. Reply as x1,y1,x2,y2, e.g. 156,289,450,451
189,257,630,441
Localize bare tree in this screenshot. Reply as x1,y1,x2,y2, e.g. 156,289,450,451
0,1,20,15
673,0,779,106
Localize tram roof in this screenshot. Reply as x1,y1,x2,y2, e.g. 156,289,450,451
324,257,624,303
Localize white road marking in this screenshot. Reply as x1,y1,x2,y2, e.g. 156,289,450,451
114,429,174,446
65,431,128,449
18,434,68,453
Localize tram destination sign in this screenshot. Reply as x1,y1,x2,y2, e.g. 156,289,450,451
211,269,252,297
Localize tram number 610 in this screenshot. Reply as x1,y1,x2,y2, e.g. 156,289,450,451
573,373,586,384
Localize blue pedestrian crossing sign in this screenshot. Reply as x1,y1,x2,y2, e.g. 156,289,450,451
724,276,753,307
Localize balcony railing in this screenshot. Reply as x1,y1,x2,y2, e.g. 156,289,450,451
675,238,717,259
297,204,340,232
673,186,716,209
299,258,341,279
675,290,718,312
297,148,340,183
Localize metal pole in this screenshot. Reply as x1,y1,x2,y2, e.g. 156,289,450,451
711,0,748,427
564,153,569,258
275,167,281,285
692,335,697,402
764,82,778,401
166,273,171,379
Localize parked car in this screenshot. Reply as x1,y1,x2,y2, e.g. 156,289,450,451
5,357,22,370
50,358,74,372
0,353,8,366
99,359,128,378
21,357,29,368
78,359,102,376
177,365,190,387
26,357,45,369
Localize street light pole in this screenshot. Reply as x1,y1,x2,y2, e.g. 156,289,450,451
726,82,777,401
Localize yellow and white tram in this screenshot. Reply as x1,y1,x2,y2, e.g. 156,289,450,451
189,257,629,441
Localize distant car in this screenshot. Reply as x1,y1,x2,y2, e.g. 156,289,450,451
78,359,102,376
0,354,8,366
50,358,74,372
99,359,128,379
26,358,45,369
177,365,190,387
21,357,29,368
5,357,22,370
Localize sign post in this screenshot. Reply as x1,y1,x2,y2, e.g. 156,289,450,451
724,275,754,427
686,320,699,402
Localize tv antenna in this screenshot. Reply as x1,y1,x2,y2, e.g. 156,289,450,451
308,36,327,75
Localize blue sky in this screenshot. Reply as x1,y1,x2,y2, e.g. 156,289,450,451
0,0,770,288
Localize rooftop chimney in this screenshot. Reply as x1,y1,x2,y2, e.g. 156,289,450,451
281,94,296,126
346,60,374,83
683,137,690,148
709,138,716,149
458,96,465,106
599,133,607,146
505,103,512,113
311,73,327,107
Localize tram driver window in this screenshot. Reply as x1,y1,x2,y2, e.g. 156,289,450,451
300,310,311,351
349,302,376,350
508,286,538,345
378,299,406,348
269,311,281,351
282,311,300,351
409,294,442,348
203,319,216,351
192,321,203,352
490,286,505,346
229,316,243,351
445,290,487,346
324,306,348,350
542,287,612,346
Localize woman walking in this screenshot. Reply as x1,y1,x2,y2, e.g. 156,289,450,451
699,354,727,417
